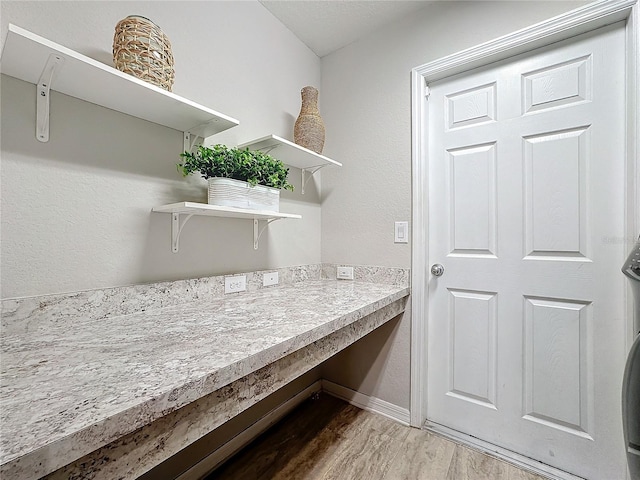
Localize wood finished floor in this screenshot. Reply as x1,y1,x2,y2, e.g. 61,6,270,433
206,393,548,480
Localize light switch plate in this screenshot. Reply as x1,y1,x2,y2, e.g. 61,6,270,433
225,275,246,294
263,271,279,287
395,221,409,243
336,266,354,280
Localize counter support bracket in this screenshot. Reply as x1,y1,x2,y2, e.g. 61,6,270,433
36,54,64,142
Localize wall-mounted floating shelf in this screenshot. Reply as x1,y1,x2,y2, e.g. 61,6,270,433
152,202,301,252
237,135,342,194
0,24,239,147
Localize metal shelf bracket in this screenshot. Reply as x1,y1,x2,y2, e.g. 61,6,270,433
254,218,281,250
183,132,203,153
171,213,194,253
36,54,64,142
301,165,326,194
164,212,290,252
253,142,279,155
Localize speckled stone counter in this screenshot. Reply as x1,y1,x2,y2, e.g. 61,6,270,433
1,273,409,479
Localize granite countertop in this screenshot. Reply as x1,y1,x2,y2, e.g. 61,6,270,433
1,279,409,473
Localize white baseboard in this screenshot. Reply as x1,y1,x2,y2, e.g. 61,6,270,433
321,379,411,426
176,380,322,480
425,422,585,480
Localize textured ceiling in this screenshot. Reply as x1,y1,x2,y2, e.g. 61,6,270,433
259,1,432,57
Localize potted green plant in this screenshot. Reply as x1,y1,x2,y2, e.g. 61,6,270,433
178,144,293,212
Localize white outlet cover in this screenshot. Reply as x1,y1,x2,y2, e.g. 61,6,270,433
263,271,279,287
336,266,354,280
225,275,246,294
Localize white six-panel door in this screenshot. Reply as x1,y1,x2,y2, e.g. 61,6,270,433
426,23,627,479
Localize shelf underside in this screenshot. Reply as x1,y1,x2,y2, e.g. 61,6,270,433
237,135,341,170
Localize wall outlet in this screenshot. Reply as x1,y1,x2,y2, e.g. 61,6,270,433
336,266,354,280
263,271,279,287
225,275,246,294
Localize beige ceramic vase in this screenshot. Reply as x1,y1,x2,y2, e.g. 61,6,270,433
294,86,325,154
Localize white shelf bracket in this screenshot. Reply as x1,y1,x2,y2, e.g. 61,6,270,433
183,132,203,153
171,213,194,253
36,54,64,142
253,218,281,250
301,165,326,194
254,142,279,155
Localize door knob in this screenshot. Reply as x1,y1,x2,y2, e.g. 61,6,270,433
431,264,445,277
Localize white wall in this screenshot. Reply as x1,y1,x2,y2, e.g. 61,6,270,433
320,0,587,410
0,1,321,298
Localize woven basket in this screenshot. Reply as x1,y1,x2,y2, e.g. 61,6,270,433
113,16,175,91
294,86,325,154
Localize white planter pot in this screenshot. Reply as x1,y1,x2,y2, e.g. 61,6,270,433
208,177,280,212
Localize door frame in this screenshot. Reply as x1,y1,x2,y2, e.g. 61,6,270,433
410,0,639,435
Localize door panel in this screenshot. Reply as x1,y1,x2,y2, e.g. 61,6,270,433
522,55,591,113
446,82,497,129
448,288,498,408
427,23,626,479
523,296,592,438
523,127,589,259
449,143,497,256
